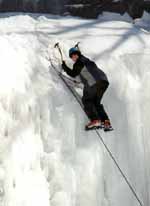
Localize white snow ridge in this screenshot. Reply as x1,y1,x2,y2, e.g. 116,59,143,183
0,13,150,206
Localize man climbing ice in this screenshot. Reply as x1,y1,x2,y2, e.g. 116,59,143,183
62,47,113,132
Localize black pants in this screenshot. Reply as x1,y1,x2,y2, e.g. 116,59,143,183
82,81,109,122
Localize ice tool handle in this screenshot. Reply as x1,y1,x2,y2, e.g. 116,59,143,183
54,42,64,62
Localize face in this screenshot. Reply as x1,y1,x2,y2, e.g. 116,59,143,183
71,54,79,62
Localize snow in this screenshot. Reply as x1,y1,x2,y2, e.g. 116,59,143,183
134,12,150,31
65,4,86,9
99,12,132,22
0,12,150,206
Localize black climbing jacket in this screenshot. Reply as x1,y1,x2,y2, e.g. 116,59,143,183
62,55,109,87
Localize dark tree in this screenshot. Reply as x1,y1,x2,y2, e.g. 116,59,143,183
1,0,17,11
37,0,47,12
17,0,24,11
0,0,148,18
123,0,144,19
25,1,35,12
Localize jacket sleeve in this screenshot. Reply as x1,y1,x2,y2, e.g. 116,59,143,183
62,61,84,78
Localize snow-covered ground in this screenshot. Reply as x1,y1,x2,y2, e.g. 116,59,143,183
0,11,150,206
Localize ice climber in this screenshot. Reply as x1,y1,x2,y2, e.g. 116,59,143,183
62,47,113,132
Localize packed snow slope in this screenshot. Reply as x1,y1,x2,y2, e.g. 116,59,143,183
0,12,150,206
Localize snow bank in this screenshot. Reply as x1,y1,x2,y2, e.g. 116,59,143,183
98,12,132,22
134,12,150,31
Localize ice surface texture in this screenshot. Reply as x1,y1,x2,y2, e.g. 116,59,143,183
0,12,149,206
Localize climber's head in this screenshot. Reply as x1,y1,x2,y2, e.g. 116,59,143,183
69,47,81,62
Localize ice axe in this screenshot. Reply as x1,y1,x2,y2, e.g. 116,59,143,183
54,42,64,62
74,42,80,51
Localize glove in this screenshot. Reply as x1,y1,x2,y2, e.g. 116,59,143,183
62,60,66,66
62,61,67,71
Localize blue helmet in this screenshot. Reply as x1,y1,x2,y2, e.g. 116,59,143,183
69,47,81,58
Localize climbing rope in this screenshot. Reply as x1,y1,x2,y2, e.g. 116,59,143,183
49,56,144,206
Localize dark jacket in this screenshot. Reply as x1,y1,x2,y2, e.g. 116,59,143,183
62,55,109,87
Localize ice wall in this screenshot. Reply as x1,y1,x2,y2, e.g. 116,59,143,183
0,13,150,206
